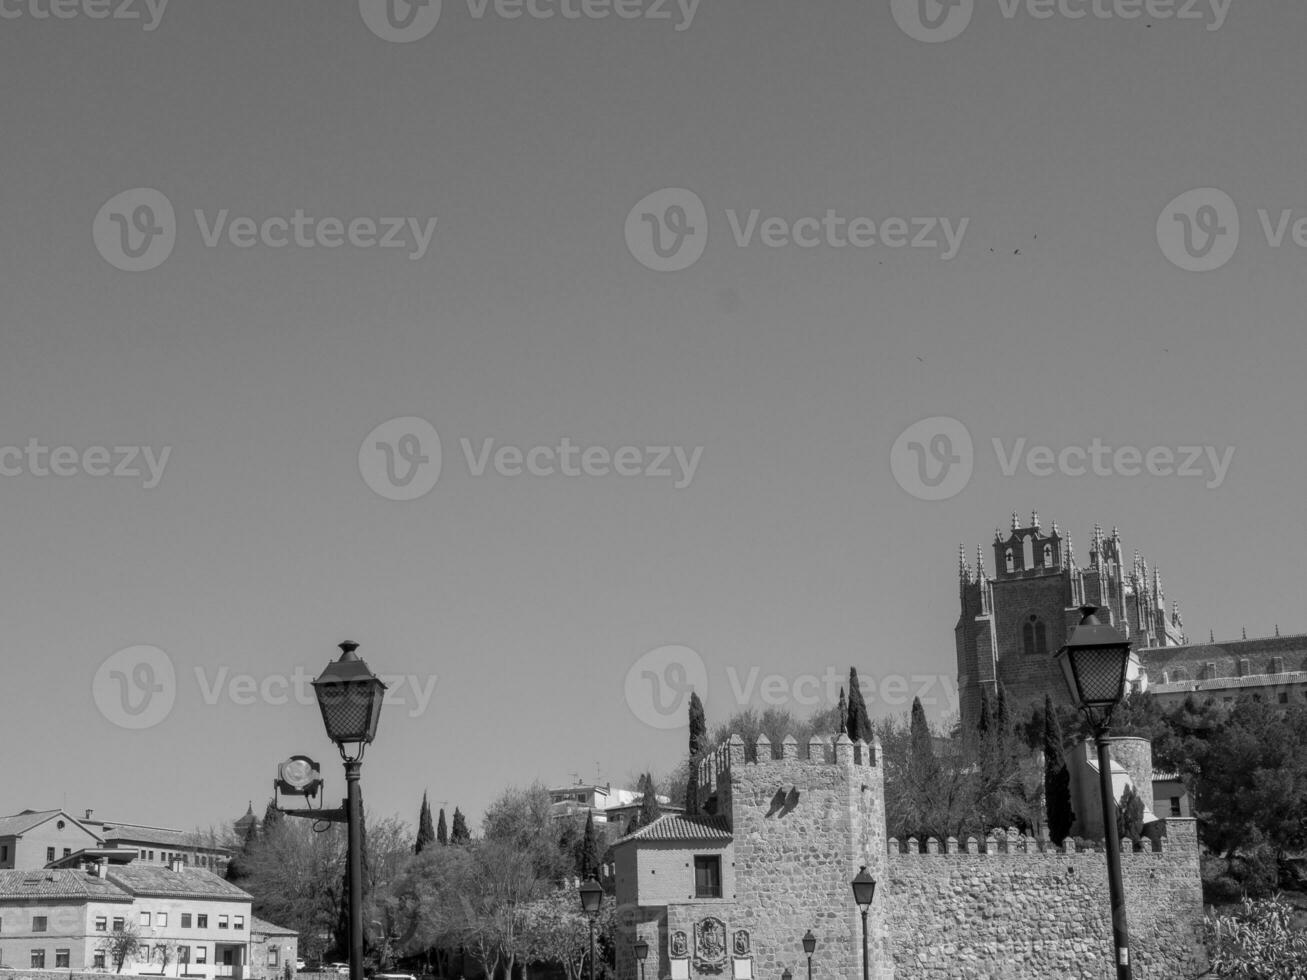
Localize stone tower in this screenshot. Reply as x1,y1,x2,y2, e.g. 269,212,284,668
956,513,1186,729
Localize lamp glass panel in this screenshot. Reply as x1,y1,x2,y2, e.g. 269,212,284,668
1071,647,1129,705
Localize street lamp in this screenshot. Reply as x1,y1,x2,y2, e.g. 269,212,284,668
579,877,604,980
633,939,648,980
312,642,387,980
801,930,816,980
850,866,876,980
1055,605,1134,980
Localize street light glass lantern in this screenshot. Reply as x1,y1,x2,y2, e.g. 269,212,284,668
312,642,388,753
1055,606,1132,711
633,941,648,962
802,931,816,956
851,865,877,909
579,877,604,917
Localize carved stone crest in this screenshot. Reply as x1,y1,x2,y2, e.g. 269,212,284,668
732,930,750,956
670,931,689,958
693,917,728,973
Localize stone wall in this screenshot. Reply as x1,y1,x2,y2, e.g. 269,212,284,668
884,819,1207,980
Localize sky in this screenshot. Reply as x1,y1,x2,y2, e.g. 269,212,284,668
2,0,1305,836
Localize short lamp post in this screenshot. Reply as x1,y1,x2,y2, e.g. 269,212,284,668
1055,605,1134,980
633,939,648,980
311,642,388,980
579,877,604,980
851,866,876,980
801,930,816,980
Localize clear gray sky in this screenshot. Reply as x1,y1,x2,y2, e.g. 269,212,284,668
2,0,1304,833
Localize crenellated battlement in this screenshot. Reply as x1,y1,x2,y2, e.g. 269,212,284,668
695,732,882,793
886,821,1196,859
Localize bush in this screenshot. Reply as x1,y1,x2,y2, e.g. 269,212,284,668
1204,894,1307,979
1203,849,1282,904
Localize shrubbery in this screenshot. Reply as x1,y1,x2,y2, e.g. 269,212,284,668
1204,894,1307,979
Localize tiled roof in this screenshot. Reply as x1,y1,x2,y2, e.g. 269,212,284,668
95,822,209,849
0,869,132,902
0,809,94,840
1140,635,1307,677
251,917,298,937
1148,671,1307,695
105,864,251,901
613,814,731,845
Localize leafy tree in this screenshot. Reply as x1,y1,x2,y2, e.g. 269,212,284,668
436,807,448,846
450,808,470,844
416,792,436,855
263,800,285,837
977,689,992,735
1117,783,1146,850
846,668,873,745
1205,894,1307,979
98,924,143,974
1042,694,1075,846
519,887,615,980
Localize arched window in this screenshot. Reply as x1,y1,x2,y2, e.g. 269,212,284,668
1005,549,1015,573
1023,615,1048,656
1022,537,1035,569
1043,543,1053,567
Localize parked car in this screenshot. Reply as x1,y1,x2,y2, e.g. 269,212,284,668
332,964,350,976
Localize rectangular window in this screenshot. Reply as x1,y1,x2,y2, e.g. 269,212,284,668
268,948,280,967
1279,692,1290,704
56,949,70,968
197,915,208,929
180,946,190,964
94,953,106,969
46,847,55,862
33,916,48,932
141,913,152,927
113,918,125,932
32,950,45,969
1170,796,1182,817
234,916,244,930
63,848,72,858
1,844,8,862
95,917,108,932
157,913,168,927
182,914,192,928
694,855,722,898
195,947,208,965
218,915,229,930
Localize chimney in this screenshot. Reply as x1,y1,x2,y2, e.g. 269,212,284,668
88,860,104,878
85,809,94,821
169,857,185,873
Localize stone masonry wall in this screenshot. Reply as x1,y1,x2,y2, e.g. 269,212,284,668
884,819,1207,980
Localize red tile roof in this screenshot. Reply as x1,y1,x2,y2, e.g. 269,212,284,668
613,814,731,845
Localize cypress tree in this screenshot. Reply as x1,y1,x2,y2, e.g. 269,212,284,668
262,799,284,836
436,808,448,846
836,687,848,737
909,697,935,769
978,689,992,735
846,668,873,745
415,792,436,854
686,691,707,813
577,810,600,879
450,807,470,844
1043,694,1075,846
638,773,661,826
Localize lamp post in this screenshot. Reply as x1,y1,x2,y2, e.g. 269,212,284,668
850,866,876,980
633,939,648,980
579,877,603,980
1054,605,1134,980
801,930,815,980
311,642,388,980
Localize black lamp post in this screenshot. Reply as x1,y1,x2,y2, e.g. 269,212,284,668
633,939,648,980
1055,605,1134,980
850,866,876,980
801,930,816,980
311,642,387,980
579,877,603,980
